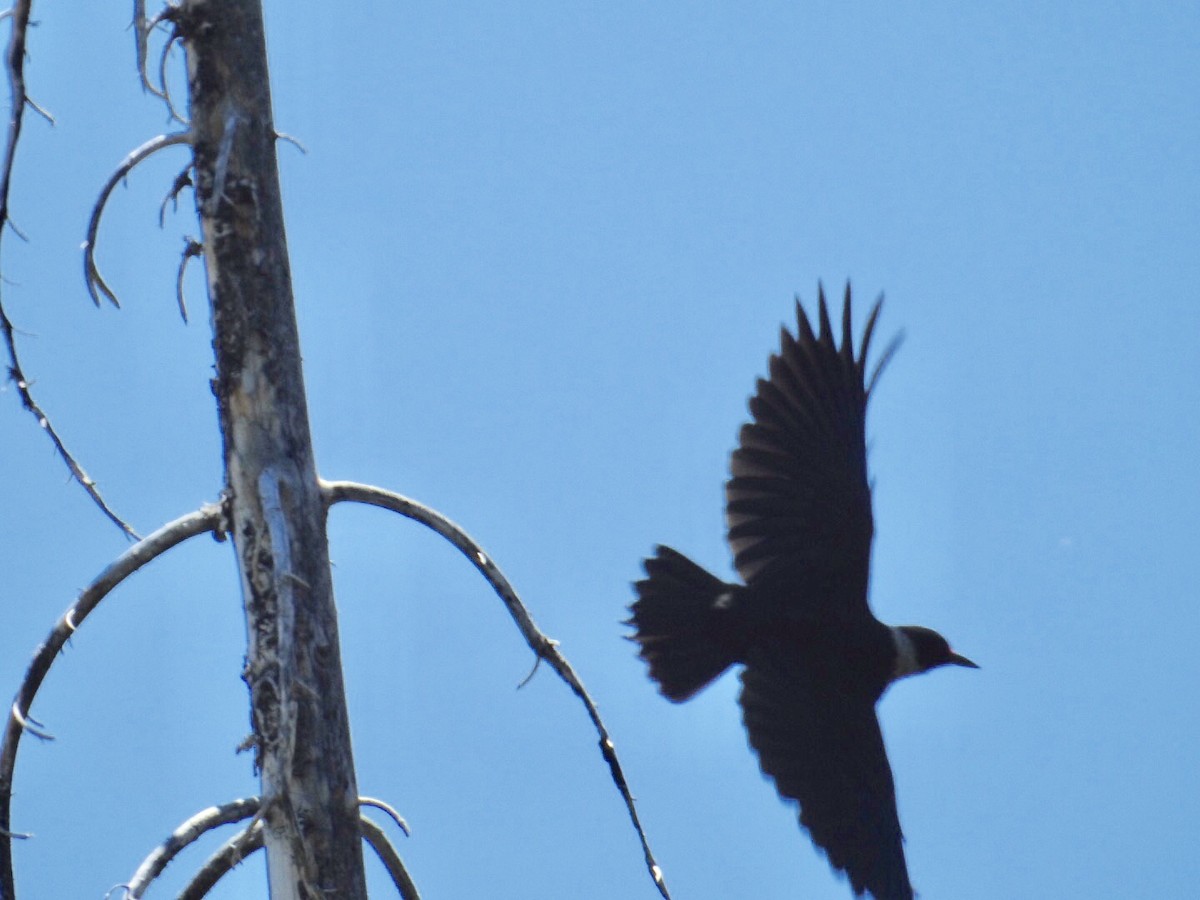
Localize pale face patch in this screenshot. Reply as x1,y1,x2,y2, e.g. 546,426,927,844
890,627,921,680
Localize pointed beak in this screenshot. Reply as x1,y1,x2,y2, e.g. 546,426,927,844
948,652,979,669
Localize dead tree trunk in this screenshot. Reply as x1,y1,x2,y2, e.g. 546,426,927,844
177,1,368,895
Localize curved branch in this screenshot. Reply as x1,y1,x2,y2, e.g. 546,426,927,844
174,238,203,323
177,820,263,900
360,815,421,900
321,481,672,900
358,796,409,837
124,799,416,899
84,131,193,308
123,797,262,898
274,131,307,154
133,2,186,124
0,2,138,539
156,31,187,126
0,503,225,899
133,0,161,99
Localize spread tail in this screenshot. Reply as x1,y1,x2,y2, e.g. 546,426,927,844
626,545,743,702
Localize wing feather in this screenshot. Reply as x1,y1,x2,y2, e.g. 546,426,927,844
740,644,913,900
725,285,887,610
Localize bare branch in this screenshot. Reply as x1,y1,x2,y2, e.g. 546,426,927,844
360,816,422,900
174,807,419,899
156,30,187,125
0,0,32,233
133,0,159,98
7,704,50,742
0,3,140,538
84,130,192,308
274,131,306,154
0,504,225,898
177,820,264,899
175,238,203,323
22,96,52,125
321,481,673,900
123,797,262,898
0,302,140,537
158,165,193,226
113,796,414,898
358,796,409,837
133,2,187,122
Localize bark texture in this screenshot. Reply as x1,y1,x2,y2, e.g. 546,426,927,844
177,1,368,895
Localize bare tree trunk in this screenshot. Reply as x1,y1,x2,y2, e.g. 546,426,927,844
177,1,368,896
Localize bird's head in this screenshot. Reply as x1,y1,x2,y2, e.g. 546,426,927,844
892,625,978,680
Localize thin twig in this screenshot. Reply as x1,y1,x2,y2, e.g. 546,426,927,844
358,796,410,837
6,705,49,742
0,304,139,537
22,96,52,125
274,131,306,154
174,238,202,323
158,165,193,227
0,504,225,899
361,815,422,900
123,797,262,898
83,130,192,308
132,0,159,98
132,1,186,125
156,30,186,125
321,480,672,900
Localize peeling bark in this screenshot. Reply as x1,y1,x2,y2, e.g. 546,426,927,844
177,1,368,895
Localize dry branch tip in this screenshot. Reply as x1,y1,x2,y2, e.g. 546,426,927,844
9,703,52,741
133,1,186,124
0,298,138,534
158,165,193,226
84,131,192,310
275,130,307,154
517,653,543,689
358,797,410,837
175,238,202,323
23,95,52,125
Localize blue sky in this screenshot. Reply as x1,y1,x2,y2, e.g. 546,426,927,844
2,3,1198,897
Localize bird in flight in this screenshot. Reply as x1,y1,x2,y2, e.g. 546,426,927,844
627,284,976,900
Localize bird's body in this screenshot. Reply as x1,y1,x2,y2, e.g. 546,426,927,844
627,286,976,900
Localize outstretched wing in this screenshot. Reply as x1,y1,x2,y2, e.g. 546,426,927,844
725,284,898,614
739,643,913,900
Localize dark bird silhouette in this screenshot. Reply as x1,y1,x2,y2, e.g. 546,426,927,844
627,284,977,900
